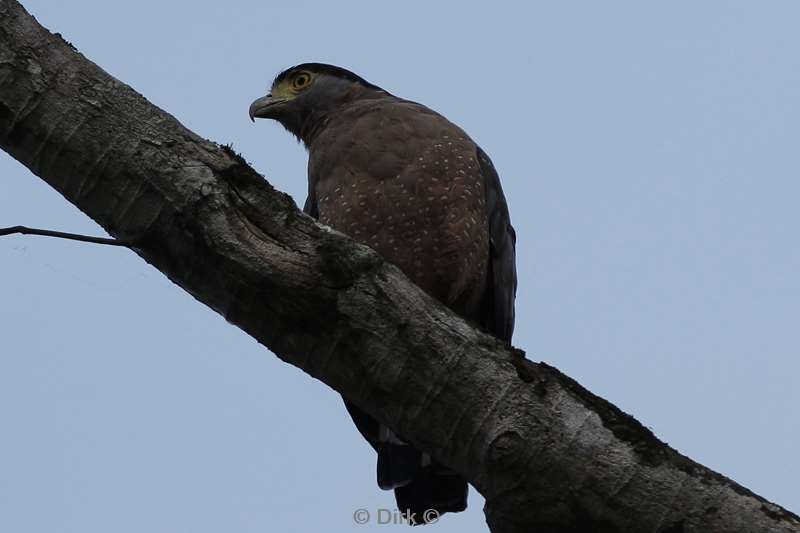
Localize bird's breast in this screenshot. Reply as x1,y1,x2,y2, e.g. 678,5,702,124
312,124,489,315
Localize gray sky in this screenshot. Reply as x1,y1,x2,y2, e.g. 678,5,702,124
2,1,799,531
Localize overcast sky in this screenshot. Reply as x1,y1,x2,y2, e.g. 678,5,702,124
1,1,799,531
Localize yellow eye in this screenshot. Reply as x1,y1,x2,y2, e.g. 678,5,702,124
292,72,312,90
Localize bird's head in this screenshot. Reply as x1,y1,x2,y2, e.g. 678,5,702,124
249,63,386,143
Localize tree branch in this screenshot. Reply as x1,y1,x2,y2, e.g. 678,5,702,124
0,1,797,531
0,225,134,246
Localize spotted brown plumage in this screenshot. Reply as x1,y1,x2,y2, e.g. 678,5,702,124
250,63,517,524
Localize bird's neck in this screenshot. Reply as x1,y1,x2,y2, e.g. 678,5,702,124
299,87,391,147
298,109,331,147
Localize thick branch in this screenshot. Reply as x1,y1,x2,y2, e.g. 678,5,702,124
0,2,797,532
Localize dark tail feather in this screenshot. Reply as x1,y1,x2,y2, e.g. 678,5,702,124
378,443,421,490
394,464,468,525
342,398,468,524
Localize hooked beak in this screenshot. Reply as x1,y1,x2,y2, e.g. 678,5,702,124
248,94,288,122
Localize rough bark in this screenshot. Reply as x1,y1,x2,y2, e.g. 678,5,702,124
1,2,797,532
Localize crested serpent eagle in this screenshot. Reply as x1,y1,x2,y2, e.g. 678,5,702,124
249,63,517,524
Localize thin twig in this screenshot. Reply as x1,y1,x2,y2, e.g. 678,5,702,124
0,226,136,247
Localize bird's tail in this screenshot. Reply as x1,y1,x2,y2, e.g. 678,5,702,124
377,438,421,490
377,430,467,525
342,399,468,525
392,462,468,525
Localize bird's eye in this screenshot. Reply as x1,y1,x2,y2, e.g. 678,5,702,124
292,73,312,90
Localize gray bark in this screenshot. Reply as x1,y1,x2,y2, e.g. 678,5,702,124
1,1,797,531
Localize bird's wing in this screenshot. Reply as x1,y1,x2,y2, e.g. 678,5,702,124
477,146,517,343
303,183,319,219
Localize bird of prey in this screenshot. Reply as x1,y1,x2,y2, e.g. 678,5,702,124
249,63,516,523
